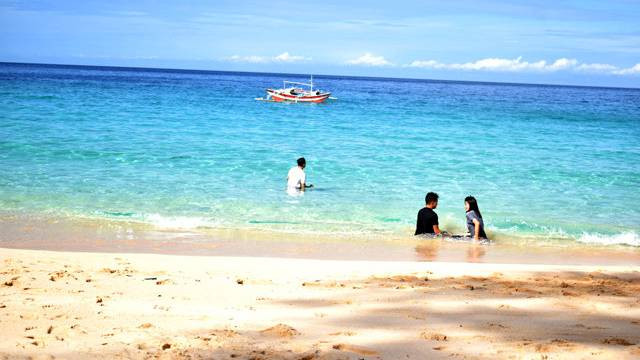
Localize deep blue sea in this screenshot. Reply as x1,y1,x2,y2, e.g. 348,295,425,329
1,63,639,246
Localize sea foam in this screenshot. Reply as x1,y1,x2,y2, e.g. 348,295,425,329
576,232,639,247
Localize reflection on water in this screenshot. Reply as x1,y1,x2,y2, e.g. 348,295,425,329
415,238,488,263
466,243,487,262
415,240,441,261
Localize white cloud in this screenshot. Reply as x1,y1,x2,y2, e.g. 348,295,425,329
547,58,578,70
576,63,619,72
612,63,640,75
347,53,392,66
225,52,310,63
227,55,268,63
273,52,309,62
407,56,577,72
406,57,640,76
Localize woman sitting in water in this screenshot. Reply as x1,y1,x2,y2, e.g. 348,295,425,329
465,196,488,240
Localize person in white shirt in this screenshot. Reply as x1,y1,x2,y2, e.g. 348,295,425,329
287,157,313,193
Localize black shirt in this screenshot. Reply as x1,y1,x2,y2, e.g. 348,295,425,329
415,207,439,235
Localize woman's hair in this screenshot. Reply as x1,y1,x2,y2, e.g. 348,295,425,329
464,196,482,219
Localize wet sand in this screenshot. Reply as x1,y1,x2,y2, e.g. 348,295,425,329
1,214,639,266
1,247,639,359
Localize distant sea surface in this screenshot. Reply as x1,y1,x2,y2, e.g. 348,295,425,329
1,63,639,247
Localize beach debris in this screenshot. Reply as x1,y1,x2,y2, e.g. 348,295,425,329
329,331,356,336
48,270,77,281
488,323,508,329
47,325,53,334
162,343,171,350
96,297,103,304
236,279,244,285
155,279,171,285
210,329,238,338
144,277,157,281
550,339,574,348
421,332,448,341
260,324,299,338
602,337,635,346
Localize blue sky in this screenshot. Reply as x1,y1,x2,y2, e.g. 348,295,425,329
1,0,639,87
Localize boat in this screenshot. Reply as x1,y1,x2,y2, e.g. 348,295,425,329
259,76,332,103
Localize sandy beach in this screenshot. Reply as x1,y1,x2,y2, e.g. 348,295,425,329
1,247,639,359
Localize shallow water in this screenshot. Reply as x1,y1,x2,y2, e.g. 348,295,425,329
1,63,639,247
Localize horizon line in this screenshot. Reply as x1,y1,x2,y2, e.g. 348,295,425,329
2,61,639,91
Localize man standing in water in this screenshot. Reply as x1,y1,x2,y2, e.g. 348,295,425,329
415,192,443,235
287,157,313,193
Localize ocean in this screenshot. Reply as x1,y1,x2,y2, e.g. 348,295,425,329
1,62,639,247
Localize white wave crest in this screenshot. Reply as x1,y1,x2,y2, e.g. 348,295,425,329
576,232,639,247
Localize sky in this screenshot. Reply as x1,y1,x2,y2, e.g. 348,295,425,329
1,0,639,87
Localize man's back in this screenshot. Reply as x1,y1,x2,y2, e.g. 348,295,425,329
415,207,439,235
287,166,305,189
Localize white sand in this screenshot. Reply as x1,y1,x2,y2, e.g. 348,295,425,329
1,248,639,359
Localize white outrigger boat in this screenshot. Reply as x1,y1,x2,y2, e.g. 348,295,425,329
256,76,333,103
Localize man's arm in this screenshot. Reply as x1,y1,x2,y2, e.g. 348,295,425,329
433,213,441,235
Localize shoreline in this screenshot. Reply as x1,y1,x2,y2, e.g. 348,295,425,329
1,247,639,359
1,214,639,266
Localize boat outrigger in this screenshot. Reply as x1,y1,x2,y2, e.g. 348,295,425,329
256,76,333,103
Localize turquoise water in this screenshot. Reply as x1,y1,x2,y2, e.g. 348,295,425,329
1,63,639,246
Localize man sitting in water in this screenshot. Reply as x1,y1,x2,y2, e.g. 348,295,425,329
415,192,443,236
287,157,313,192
